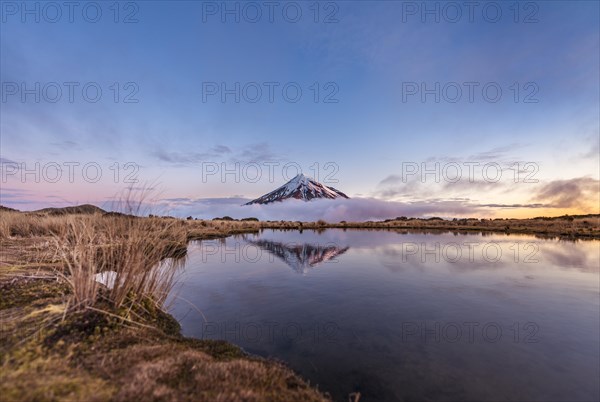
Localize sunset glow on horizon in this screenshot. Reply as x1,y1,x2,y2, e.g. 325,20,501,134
1,1,598,220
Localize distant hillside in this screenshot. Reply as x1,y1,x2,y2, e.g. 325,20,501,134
0,205,19,212
34,204,106,215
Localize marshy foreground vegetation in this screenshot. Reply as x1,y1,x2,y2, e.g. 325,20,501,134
1,205,598,401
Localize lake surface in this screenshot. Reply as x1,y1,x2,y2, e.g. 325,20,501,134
168,229,600,401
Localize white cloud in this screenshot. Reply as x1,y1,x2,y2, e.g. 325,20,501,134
156,197,487,221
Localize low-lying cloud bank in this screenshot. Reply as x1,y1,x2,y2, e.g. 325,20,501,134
4,176,596,220
157,197,493,222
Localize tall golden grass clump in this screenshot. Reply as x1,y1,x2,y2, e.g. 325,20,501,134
54,215,188,310
53,216,100,308
0,211,68,239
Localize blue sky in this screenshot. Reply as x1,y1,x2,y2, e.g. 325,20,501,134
1,1,598,219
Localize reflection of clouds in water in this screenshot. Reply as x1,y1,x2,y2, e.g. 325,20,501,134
237,229,600,275
540,242,600,273
254,228,540,250
375,243,522,275
371,237,599,276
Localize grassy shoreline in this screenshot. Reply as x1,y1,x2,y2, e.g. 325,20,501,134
1,209,598,401
1,212,332,402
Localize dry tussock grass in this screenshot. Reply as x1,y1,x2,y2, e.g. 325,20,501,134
103,343,328,402
1,211,190,311
0,211,70,239
53,215,188,310
0,351,114,402
0,209,333,402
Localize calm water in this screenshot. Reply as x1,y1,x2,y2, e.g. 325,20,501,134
168,229,600,401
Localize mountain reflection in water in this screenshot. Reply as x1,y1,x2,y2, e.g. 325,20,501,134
170,230,600,402
243,236,349,274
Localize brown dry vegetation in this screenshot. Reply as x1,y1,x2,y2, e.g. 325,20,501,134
203,214,600,239
0,211,329,402
329,215,600,239
1,208,598,401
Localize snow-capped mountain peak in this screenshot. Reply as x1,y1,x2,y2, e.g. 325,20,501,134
244,173,349,205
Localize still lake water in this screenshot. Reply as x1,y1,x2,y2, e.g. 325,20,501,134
168,229,600,401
